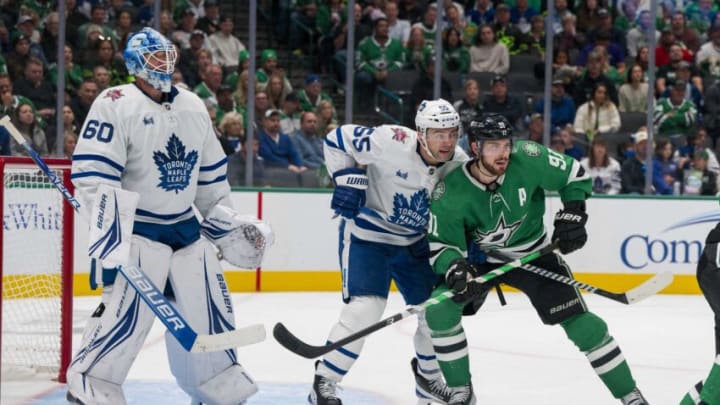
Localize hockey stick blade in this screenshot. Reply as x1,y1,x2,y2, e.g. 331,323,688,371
273,243,558,359
191,324,267,352
484,249,673,305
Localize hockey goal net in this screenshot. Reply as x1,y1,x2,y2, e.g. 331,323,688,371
0,156,74,383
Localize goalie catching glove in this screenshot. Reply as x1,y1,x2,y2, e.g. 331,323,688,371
201,205,274,268
552,200,588,254
445,259,485,303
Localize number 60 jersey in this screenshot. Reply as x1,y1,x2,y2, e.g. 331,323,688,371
70,84,230,224
324,124,468,246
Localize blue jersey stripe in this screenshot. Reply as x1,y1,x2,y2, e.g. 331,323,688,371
70,171,122,181
136,206,193,220
200,157,228,172
72,154,124,172
198,174,227,185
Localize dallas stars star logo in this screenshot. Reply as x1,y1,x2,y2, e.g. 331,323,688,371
472,212,522,248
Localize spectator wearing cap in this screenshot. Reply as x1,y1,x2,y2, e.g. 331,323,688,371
410,51,453,113
469,24,509,74
618,63,649,113
509,0,538,34
171,7,199,50
257,108,307,173
589,8,627,53
77,6,115,49
256,49,293,96
298,74,333,113
178,29,212,88
280,92,302,135
626,10,660,59
654,79,697,140
620,129,653,194
290,111,325,169
697,25,720,79
209,15,245,71
467,0,495,26
657,45,703,95
660,62,703,109
534,77,576,128
492,4,523,55
482,75,523,127
410,5,437,45
356,17,404,105
383,1,411,46
15,14,40,46
194,63,223,108
174,0,205,22
581,136,622,195
197,0,220,34
6,33,32,81
442,27,470,74
573,82,621,142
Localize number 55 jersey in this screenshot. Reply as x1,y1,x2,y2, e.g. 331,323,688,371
324,124,468,246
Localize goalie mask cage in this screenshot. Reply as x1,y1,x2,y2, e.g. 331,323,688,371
0,156,74,383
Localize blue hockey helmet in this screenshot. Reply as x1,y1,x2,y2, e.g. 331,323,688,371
123,27,177,92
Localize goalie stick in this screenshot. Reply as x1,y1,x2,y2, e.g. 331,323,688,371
1,115,265,352
484,248,673,304
273,243,558,359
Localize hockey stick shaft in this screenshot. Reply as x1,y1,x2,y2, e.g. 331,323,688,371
273,243,558,359
484,248,673,304
1,116,265,352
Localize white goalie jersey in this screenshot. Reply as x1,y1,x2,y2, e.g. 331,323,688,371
71,84,230,225
324,124,468,246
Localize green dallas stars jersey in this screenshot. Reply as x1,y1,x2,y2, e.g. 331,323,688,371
427,140,591,275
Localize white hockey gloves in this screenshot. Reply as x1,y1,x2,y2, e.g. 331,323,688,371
200,205,274,268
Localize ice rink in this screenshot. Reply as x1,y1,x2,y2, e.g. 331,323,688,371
1,290,714,405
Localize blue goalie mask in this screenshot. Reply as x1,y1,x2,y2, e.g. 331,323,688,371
124,27,177,92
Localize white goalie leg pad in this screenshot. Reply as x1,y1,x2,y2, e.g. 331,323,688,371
200,204,274,269
317,295,387,381
67,236,173,399
193,363,258,405
66,373,127,405
165,238,257,404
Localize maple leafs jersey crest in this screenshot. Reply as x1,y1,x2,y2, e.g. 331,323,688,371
153,134,198,193
388,189,430,231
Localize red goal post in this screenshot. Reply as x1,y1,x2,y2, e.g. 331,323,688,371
0,156,74,383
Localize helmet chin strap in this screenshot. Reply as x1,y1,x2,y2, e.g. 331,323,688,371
419,131,443,163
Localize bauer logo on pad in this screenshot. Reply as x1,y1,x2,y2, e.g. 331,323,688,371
88,184,139,268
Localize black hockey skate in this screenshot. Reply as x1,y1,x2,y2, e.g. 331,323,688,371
411,357,452,404
621,388,649,405
447,383,476,405
308,360,342,405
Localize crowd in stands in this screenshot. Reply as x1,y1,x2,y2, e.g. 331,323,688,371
3,0,720,195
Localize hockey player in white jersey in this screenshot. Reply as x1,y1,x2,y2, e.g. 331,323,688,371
309,99,468,405
65,27,272,405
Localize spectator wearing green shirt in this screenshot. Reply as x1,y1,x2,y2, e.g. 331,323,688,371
654,79,698,140
297,74,333,113
355,17,405,107
442,28,469,74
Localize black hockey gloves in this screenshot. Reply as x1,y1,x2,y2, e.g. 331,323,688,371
552,200,588,254
446,259,484,302
331,168,368,218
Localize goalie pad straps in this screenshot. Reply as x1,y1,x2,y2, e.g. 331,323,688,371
200,204,274,269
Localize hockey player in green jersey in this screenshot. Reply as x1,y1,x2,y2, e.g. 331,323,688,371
424,113,649,405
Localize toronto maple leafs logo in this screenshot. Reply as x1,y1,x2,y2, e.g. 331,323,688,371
392,127,408,143
153,134,198,193
387,189,429,231
104,89,124,101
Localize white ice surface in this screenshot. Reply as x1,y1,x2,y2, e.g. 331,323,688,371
1,291,713,405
